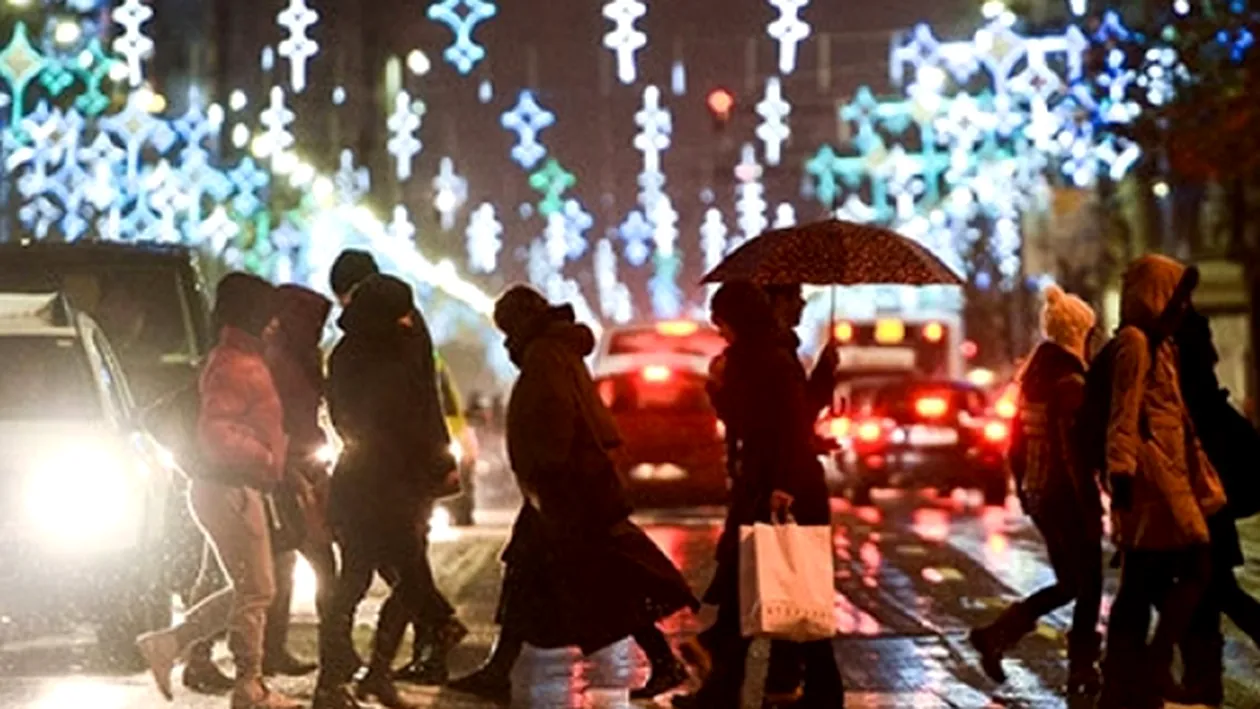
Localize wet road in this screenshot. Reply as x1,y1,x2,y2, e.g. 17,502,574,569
3,490,1260,708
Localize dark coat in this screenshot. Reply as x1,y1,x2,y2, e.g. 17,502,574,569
265,285,331,467
326,284,452,530
497,306,696,653
1012,342,1101,528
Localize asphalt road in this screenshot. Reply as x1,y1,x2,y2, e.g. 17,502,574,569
3,490,1259,709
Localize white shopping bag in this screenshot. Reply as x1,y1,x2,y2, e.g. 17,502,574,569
739,521,836,642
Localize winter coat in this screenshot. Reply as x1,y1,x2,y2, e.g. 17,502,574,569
504,307,630,534
197,326,287,488
326,286,453,529
1011,341,1102,531
1107,256,1226,550
265,285,331,467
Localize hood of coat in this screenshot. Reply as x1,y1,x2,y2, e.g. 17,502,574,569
1121,255,1186,330
337,275,413,339
1019,341,1084,396
506,304,593,366
273,285,331,351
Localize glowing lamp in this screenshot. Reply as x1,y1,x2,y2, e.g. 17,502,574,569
834,321,854,343
642,365,672,383
874,319,905,345
923,321,945,343
656,320,698,337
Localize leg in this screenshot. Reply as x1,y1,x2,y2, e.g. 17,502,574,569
1147,546,1212,691
1220,571,1260,646
764,641,804,699
302,540,339,625
1100,551,1162,709
1176,568,1225,705
264,551,297,667
1066,532,1104,694
316,537,377,691
797,639,844,708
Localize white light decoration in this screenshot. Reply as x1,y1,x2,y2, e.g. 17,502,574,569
465,203,503,273
650,195,678,257
501,90,555,170
767,0,810,75
594,239,634,324
603,0,647,85
335,149,370,204
773,202,796,228
699,207,728,275
755,76,791,166
433,157,468,231
258,86,295,162
427,0,498,75
386,204,416,242
1069,0,1087,16
671,60,687,95
277,0,319,93
634,85,671,211
542,212,569,268
387,90,423,181
735,144,767,243
619,209,653,267
110,0,154,87
561,199,594,260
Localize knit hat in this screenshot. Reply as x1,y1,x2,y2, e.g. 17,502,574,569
329,249,380,299
1040,284,1096,350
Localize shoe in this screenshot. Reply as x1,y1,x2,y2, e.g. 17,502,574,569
447,666,511,702
356,672,420,709
263,653,318,677
231,682,304,709
312,685,364,709
183,656,235,694
761,686,805,707
1166,683,1224,707
135,630,180,701
393,660,449,685
631,658,690,699
968,627,1007,684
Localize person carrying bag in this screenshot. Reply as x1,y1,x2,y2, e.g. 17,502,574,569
739,511,836,643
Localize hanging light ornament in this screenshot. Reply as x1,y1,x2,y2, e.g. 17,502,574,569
766,0,810,74
427,0,497,75
603,0,647,85
277,0,319,93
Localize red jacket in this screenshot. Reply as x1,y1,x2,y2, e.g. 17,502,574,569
198,326,287,488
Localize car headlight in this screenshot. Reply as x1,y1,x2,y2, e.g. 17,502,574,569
449,438,464,465
23,442,146,552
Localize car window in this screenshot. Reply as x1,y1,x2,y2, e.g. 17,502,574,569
90,327,135,421
0,336,102,420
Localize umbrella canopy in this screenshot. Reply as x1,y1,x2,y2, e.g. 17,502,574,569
701,219,964,287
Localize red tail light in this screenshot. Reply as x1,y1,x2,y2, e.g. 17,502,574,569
914,396,949,419
641,365,672,383
983,420,1010,444
817,415,851,441
855,420,886,444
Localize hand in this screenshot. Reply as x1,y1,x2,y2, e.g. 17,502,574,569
769,490,795,521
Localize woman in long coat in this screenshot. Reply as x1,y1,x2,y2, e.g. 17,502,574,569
674,280,843,709
490,286,696,679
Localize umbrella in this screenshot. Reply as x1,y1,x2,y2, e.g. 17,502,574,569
701,219,963,287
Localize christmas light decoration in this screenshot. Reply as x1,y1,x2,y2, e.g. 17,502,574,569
433,156,468,230
735,143,767,242
699,207,728,275
277,0,319,93
258,86,295,163
634,85,671,210
465,202,503,273
528,158,576,217
542,212,569,268
335,148,370,204
767,0,810,75
594,239,633,324
387,90,423,181
561,199,594,260
603,0,647,85
755,76,790,166
773,202,796,228
427,0,498,75
619,209,653,267
501,90,554,170
110,0,154,87
386,204,416,242
0,23,46,129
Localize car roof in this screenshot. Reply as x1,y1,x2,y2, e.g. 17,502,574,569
0,240,198,266
0,293,78,336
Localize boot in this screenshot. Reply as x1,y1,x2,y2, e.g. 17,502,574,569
356,670,420,709
395,617,468,685
446,630,520,701
1066,630,1102,698
968,606,1035,684
230,679,303,709
135,629,181,701
184,642,235,694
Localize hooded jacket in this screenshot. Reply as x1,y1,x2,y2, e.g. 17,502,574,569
265,285,332,469
198,326,287,488
326,278,452,521
504,306,629,533
1108,255,1226,549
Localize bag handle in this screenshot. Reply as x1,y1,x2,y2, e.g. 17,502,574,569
772,506,796,526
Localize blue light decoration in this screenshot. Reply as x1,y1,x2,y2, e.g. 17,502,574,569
465,202,503,273
560,198,594,260
0,23,48,130
500,90,555,170
427,0,497,75
527,158,576,218
619,209,653,266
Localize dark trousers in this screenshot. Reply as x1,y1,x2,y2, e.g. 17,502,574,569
982,511,1103,665
265,541,338,661
1101,545,1212,707
1178,559,1260,697
316,503,454,689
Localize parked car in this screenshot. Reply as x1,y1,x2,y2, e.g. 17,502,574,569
0,293,178,665
822,377,1010,506
592,321,728,507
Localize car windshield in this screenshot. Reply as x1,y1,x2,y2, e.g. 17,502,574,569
0,267,196,371
0,336,101,420
607,326,726,359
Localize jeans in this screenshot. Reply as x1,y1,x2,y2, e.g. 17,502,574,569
172,481,276,684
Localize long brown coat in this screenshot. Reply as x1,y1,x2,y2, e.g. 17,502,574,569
1107,255,1226,550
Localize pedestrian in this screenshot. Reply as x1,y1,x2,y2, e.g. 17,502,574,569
969,285,1104,697
312,275,462,709
1170,305,1260,706
136,273,300,709
673,281,844,709
261,284,337,677
329,249,380,308
1097,255,1227,709
452,285,695,701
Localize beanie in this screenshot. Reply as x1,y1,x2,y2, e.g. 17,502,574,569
213,272,277,338
329,250,380,299
1040,284,1096,351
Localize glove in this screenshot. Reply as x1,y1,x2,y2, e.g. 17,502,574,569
1110,475,1134,511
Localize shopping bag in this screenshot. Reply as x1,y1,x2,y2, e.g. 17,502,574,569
739,521,836,642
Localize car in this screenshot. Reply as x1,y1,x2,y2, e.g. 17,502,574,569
0,293,178,666
821,377,1010,506
435,356,481,527
592,321,728,507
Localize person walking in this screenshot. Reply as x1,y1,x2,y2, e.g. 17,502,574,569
136,273,300,709
1171,305,1260,705
1098,255,1227,709
312,275,461,709
673,281,844,709
459,286,695,700
261,284,337,677
969,285,1104,697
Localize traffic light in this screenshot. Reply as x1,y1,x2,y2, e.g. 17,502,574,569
707,88,735,129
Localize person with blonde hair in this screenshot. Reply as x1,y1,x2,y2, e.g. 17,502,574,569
970,284,1105,698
